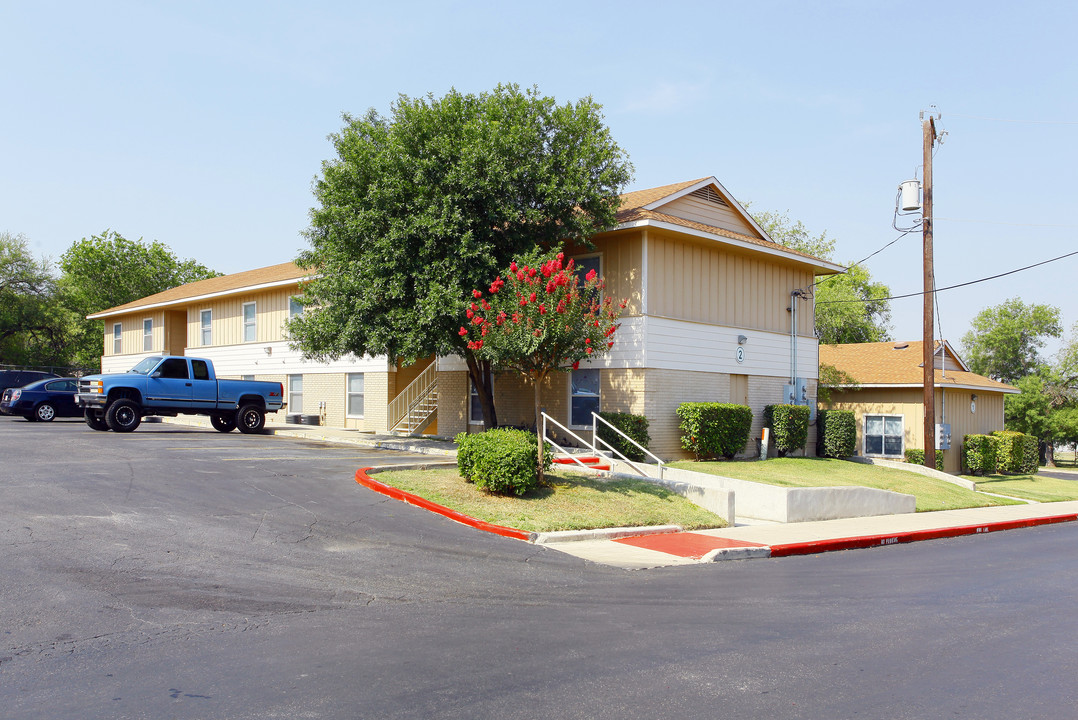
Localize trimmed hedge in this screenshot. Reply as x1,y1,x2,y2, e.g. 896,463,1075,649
454,428,552,496
992,430,1039,475
764,404,810,457
676,402,753,460
817,409,856,458
963,434,998,476
596,411,651,462
904,448,944,471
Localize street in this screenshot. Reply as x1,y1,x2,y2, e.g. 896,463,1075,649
2,419,1077,719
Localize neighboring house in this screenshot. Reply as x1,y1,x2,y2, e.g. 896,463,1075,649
819,340,1019,473
88,176,842,458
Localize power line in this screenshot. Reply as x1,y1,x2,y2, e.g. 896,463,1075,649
817,248,1078,305
946,112,1078,125
804,228,917,291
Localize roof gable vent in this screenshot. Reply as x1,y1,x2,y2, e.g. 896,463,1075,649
689,185,729,207
893,343,910,350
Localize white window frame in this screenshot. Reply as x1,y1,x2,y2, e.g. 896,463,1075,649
347,373,365,418
569,368,601,429
863,414,904,458
142,318,153,352
113,323,122,354
288,375,303,414
242,302,257,342
200,309,212,346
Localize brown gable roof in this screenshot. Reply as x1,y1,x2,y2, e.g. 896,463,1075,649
88,261,307,318
820,341,1019,393
615,179,840,271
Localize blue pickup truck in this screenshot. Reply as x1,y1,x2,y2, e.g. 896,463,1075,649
77,356,286,433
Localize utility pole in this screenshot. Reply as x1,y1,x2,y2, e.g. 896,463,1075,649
922,113,938,469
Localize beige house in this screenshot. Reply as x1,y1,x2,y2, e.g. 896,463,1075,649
88,176,841,458
819,340,1019,473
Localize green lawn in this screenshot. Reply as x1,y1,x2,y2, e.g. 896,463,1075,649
967,473,1078,503
370,467,727,533
670,457,1024,512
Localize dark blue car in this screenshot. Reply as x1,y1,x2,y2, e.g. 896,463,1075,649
0,377,81,422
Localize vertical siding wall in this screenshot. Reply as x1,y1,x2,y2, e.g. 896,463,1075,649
646,230,815,336
583,233,644,316
187,287,294,349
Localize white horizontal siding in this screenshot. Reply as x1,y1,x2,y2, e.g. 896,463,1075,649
184,341,390,377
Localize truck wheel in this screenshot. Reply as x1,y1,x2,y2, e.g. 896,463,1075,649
106,399,142,432
34,403,57,422
236,404,265,434
85,411,110,431
210,413,236,433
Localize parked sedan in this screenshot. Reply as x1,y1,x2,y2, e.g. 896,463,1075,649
0,377,81,421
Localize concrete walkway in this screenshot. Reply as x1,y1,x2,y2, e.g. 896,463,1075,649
162,416,1078,570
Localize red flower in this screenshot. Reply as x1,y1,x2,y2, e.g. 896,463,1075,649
512,313,520,323
472,315,483,325
585,338,591,344
585,347,593,355
585,269,597,282
509,261,518,273
605,326,616,337
572,361,580,370
466,309,474,319
607,341,614,348
517,271,525,281
480,299,490,311
458,326,468,337
529,292,536,303
539,304,546,315
545,280,556,294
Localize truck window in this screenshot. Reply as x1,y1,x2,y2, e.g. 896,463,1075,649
191,360,211,381
158,358,189,380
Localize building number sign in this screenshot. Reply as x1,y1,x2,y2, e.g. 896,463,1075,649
736,346,745,364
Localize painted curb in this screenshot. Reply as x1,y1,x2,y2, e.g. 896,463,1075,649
534,525,682,545
355,467,535,542
765,512,1078,558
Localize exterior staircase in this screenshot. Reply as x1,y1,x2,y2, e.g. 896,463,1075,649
389,362,438,435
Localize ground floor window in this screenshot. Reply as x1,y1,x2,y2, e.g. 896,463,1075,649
469,376,492,425
864,414,903,457
288,375,303,414
570,368,600,427
347,373,364,417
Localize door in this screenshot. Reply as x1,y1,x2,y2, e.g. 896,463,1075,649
146,357,193,408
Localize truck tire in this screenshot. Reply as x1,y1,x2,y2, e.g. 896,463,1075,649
106,399,142,433
210,413,236,433
85,411,110,431
236,403,265,434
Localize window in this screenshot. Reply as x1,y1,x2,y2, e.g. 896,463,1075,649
243,302,256,342
347,373,365,417
241,375,254,381
288,375,303,414
572,254,602,306
865,415,903,457
191,360,210,381
157,358,189,379
469,377,493,425
113,324,122,354
143,318,153,352
200,309,212,346
289,296,304,318
570,368,600,427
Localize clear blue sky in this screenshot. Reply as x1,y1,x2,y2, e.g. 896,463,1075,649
3,1,1075,356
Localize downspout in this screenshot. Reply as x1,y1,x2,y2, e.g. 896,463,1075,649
790,290,798,384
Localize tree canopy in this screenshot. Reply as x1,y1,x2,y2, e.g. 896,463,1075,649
0,232,63,366
59,230,220,368
961,298,1061,384
288,84,633,426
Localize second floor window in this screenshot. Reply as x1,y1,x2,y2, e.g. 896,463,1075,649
113,323,122,354
143,319,153,352
243,302,257,342
200,310,212,346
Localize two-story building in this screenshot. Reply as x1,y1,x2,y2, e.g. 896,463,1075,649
88,176,841,458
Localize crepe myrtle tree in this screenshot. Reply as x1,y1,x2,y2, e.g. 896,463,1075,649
459,250,624,482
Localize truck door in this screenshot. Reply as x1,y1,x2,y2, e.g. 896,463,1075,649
189,359,218,409
147,357,192,408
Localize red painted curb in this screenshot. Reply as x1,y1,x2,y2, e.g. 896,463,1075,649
355,467,534,542
767,512,1078,558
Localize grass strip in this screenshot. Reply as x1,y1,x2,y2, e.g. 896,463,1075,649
370,467,727,533
968,473,1078,503
669,457,1024,512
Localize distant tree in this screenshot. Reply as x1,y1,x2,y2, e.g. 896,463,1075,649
748,210,891,345
459,249,623,482
0,232,65,366
961,298,1061,384
288,84,633,429
59,230,220,368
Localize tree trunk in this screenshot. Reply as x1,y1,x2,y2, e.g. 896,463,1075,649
464,351,497,430
1045,440,1056,468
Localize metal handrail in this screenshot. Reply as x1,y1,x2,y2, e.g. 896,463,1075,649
591,412,665,480
388,361,437,430
540,412,603,473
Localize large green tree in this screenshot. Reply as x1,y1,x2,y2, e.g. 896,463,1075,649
961,298,1061,384
0,232,65,366
749,210,891,345
288,84,633,428
59,230,220,368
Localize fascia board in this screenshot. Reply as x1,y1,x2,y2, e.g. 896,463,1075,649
616,218,845,274
87,276,310,320
640,176,777,246
829,382,1019,394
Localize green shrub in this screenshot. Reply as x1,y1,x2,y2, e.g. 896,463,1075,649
454,428,551,496
764,404,810,457
963,434,998,476
596,411,651,462
676,402,753,460
904,448,944,471
816,409,856,458
991,430,1039,474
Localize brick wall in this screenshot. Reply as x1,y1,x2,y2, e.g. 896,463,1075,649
436,370,469,438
